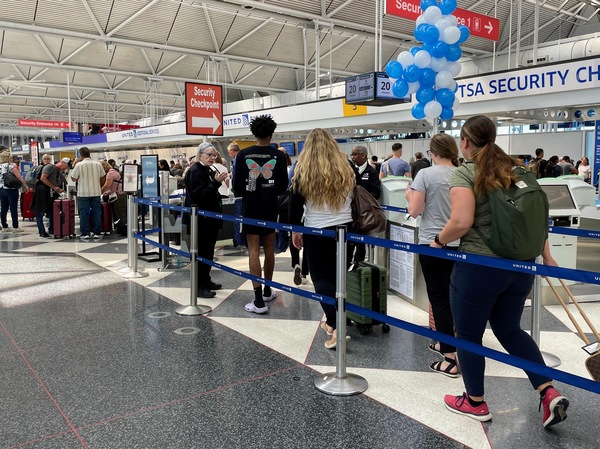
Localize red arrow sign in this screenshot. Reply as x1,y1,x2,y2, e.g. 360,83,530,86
185,82,223,136
385,0,500,41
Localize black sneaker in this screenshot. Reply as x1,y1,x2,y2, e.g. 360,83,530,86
197,288,216,298
40,232,52,238
206,281,222,290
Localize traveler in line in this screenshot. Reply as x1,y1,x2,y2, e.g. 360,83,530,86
184,143,229,298
578,156,592,183
406,134,459,377
70,147,105,239
232,115,288,314
410,151,431,180
379,143,411,178
32,158,69,237
289,128,356,349
432,115,568,428
558,155,577,175
0,149,29,233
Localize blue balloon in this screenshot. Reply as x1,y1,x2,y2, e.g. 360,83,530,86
410,46,421,56
436,88,455,107
440,106,454,120
439,0,457,15
422,25,440,45
446,44,462,62
419,68,436,88
414,24,428,41
404,64,421,83
412,103,426,120
457,25,470,44
392,79,409,98
385,60,403,79
431,41,449,59
416,87,436,104
420,0,437,11
421,43,433,54
453,82,459,93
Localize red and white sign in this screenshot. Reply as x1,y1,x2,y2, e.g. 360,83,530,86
18,119,71,129
30,141,39,165
385,0,500,41
185,82,223,136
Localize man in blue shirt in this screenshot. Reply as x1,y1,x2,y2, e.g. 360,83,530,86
379,143,411,178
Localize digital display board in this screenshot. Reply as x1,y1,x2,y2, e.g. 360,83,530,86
297,141,304,154
345,72,410,106
279,141,295,156
140,155,159,198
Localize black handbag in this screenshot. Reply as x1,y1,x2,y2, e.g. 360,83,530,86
2,169,22,189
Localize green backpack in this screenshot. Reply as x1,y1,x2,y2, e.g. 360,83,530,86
475,167,549,260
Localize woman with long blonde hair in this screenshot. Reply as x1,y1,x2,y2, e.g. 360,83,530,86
432,115,567,428
290,128,356,349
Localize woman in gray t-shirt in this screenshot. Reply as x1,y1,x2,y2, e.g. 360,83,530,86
406,134,459,378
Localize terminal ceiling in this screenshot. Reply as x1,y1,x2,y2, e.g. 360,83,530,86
0,0,599,134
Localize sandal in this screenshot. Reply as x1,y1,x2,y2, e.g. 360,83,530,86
320,322,334,336
430,357,460,378
428,342,444,356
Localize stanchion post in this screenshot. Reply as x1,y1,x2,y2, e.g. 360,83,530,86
314,226,368,396
121,195,149,278
176,205,212,316
531,256,560,367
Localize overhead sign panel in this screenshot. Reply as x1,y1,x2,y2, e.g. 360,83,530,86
185,82,223,136
345,72,410,106
385,0,500,41
18,119,71,129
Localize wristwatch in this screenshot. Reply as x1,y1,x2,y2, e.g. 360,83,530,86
434,234,445,247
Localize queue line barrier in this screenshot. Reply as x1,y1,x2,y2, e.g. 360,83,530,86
129,196,600,396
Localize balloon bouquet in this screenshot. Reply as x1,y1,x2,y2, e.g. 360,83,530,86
385,0,470,122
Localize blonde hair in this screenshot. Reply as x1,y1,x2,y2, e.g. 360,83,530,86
460,115,518,195
292,128,355,209
100,160,111,172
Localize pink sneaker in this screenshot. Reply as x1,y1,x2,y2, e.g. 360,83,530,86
540,387,569,428
444,393,492,422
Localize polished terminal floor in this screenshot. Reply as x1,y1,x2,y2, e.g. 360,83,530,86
1,222,600,449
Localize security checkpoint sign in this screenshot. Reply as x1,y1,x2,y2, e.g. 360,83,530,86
385,0,500,41
185,82,223,136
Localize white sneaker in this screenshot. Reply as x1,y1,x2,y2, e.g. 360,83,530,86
244,302,268,314
80,234,91,240
293,264,302,285
301,277,310,285
1,228,11,233
263,289,278,302
92,233,101,240
12,228,24,233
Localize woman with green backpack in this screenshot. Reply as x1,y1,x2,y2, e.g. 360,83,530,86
431,115,569,429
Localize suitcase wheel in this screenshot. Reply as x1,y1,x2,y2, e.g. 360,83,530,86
358,325,371,336
382,323,390,333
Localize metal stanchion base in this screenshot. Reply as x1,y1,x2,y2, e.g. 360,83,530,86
138,252,161,263
120,269,149,278
176,305,212,316
542,351,561,368
117,266,145,273
314,372,368,396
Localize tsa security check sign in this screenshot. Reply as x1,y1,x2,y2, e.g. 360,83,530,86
457,57,600,103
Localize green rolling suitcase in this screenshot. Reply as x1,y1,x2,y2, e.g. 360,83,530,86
346,261,390,335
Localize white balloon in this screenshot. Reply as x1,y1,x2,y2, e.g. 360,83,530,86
443,14,458,27
416,14,427,27
442,26,461,44
407,81,420,95
397,51,414,68
447,61,462,77
430,56,448,72
435,19,451,33
414,50,432,69
453,96,461,110
435,71,454,89
425,117,434,124
424,100,443,119
424,6,442,24
448,79,457,92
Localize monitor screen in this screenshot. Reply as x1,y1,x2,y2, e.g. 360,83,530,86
540,184,577,210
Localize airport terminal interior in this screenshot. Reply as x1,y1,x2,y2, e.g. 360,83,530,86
2,1,600,448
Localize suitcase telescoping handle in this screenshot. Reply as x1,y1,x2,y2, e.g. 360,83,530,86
557,278,600,343
543,277,600,345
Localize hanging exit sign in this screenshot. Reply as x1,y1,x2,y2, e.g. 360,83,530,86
385,0,500,41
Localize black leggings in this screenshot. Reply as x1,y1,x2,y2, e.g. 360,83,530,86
419,247,456,354
290,243,309,276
